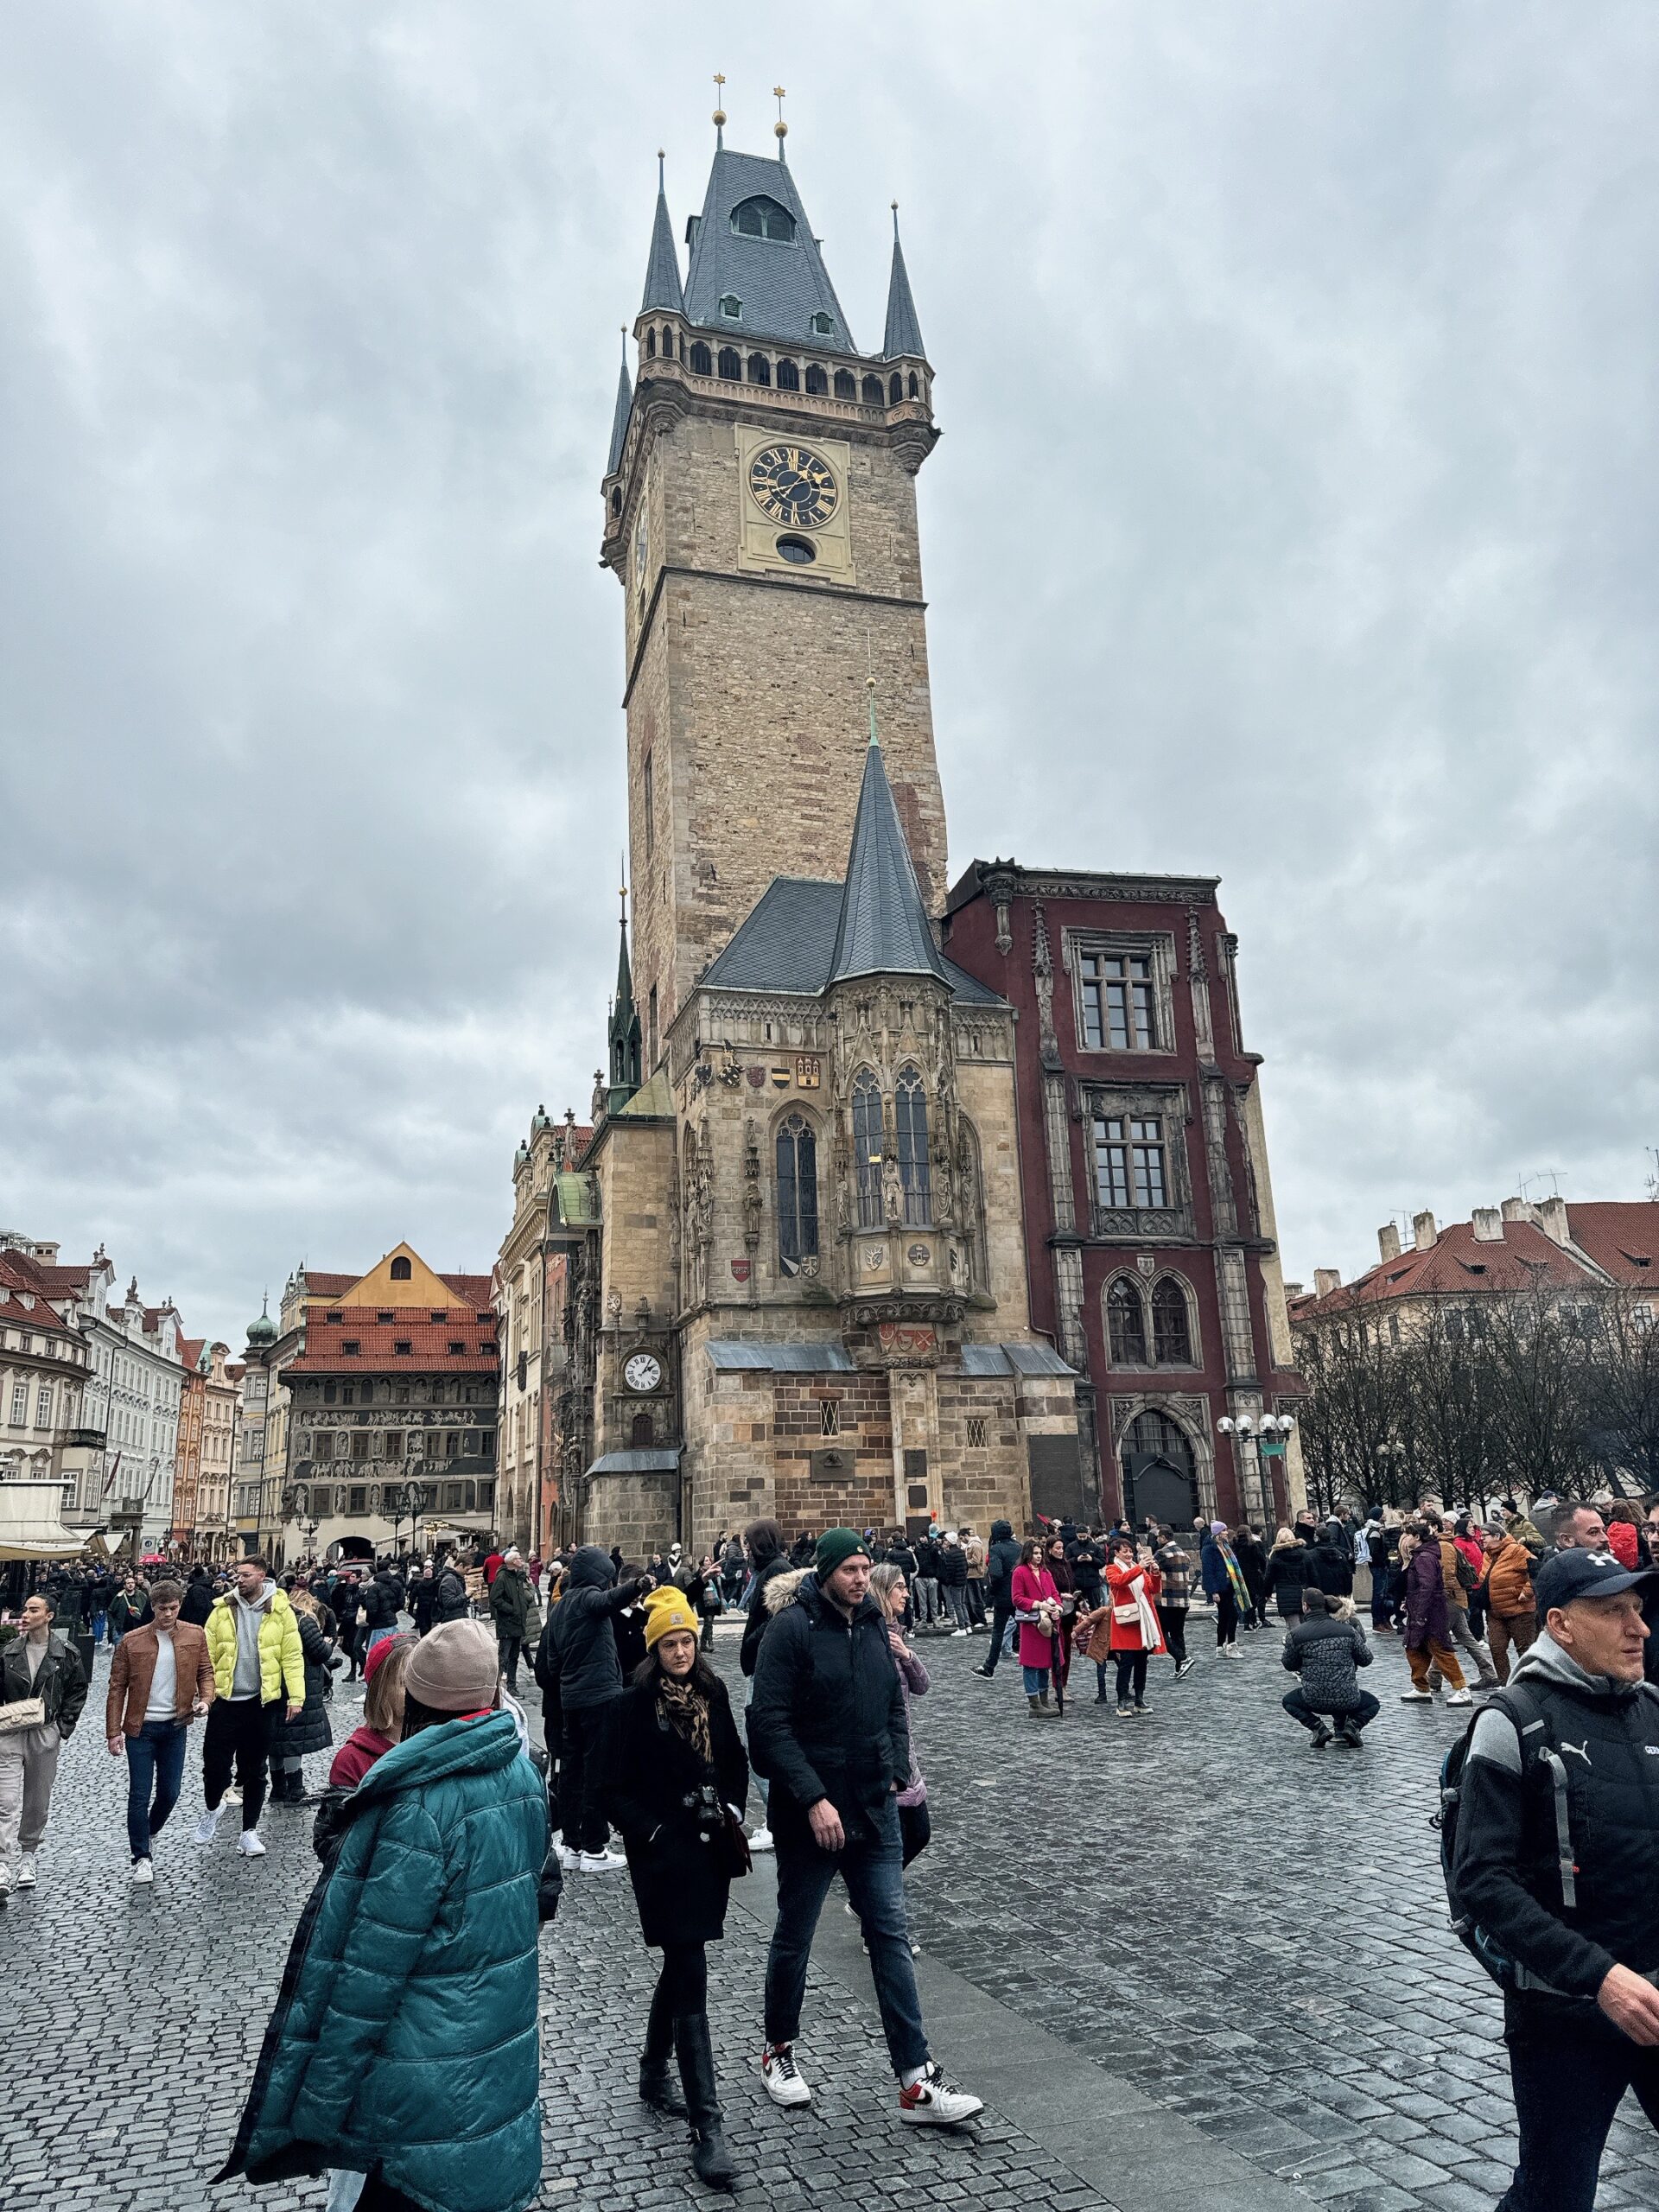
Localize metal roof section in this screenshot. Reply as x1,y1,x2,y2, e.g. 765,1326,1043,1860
552,1171,601,1227
683,148,857,353
706,1339,857,1373
588,1447,683,1476
698,876,1004,1007
959,1342,1077,1377
882,216,925,359
829,723,954,987
605,351,632,477
640,159,685,314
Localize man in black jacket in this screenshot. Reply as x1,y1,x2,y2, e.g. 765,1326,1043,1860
748,1529,982,2127
537,1544,652,1872
359,1563,405,1665
1281,1594,1377,1747
971,1518,1021,1678
1452,1549,1659,2210
738,1519,792,1854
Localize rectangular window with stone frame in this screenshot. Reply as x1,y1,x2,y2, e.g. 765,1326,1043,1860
1087,1084,1193,1242
1067,931,1177,1057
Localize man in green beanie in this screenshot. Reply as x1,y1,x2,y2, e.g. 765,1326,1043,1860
747,1530,982,2130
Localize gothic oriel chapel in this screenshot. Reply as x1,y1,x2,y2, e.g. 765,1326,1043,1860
546,116,1081,1555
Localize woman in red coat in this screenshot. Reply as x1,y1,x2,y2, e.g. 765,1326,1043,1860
1103,1535,1165,1716
1010,1541,1065,1719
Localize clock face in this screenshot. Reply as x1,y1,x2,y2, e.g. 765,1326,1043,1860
748,443,839,529
624,1351,663,1395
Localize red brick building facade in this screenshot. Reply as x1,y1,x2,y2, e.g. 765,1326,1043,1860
941,861,1306,1527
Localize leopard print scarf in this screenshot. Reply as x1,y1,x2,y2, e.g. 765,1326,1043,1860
657,1674,712,1764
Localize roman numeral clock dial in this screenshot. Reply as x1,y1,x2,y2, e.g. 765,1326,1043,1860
748,444,840,528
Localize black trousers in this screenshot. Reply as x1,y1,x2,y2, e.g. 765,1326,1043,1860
1499,1994,1659,2212
1214,1586,1238,1645
982,1590,1014,1672
202,1698,276,1828
338,1621,362,1676
1114,1650,1149,1705
1159,1605,1187,1667
560,1704,611,1854
965,1580,987,1627
497,1632,522,1688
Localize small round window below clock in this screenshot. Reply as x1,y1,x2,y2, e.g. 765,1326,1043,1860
775,535,817,565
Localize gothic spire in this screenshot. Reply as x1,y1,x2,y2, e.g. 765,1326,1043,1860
882,206,925,360
829,683,950,987
605,334,632,476
607,880,643,1108
640,153,684,314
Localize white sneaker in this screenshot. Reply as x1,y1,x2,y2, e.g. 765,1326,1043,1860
556,1842,582,1870
193,1807,222,1843
1399,1689,1433,1703
899,2062,982,2126
748,1825,774,1853
238,1829,267,1858
1445,1689,1474,1707
950,1629,969,1638
15,1855,35,1889
760,2043,813,2107
0,1865,10,1899
130,1859,154,1885
576,1849,626,1872
223,1785,243,1807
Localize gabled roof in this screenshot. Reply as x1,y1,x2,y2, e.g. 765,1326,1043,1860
830,733,953,987
640,170,684,313
1566,1202,1659,1288
700,877,1001,1006
605,354,632,477
301,1261,493,1309
683,148,856,353
0,1292,79,1338
1289,1217,1595,1319
285,1306,499,1376
882,227,925,359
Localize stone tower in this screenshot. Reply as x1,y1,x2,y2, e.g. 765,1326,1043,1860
601,134,946,1068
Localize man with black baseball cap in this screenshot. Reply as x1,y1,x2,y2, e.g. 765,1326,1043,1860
1452,1547,1659,2210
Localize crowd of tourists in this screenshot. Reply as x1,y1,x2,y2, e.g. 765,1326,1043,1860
3,1488,1658,2211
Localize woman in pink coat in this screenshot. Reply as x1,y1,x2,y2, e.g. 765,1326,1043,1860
1103,1535,1165,1717
1010,1540,1065,1720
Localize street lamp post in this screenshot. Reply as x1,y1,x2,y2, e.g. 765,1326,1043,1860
1217,1412,1297,1527
1373,1438,1408,1508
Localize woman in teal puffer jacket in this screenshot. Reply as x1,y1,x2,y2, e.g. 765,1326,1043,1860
220,1620,548,2212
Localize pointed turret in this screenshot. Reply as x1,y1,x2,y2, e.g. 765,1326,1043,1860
682,145,855,352
829,686,951,987
605,340,632,477
640,155,684,314
607,889,644,1112
882,209,925,361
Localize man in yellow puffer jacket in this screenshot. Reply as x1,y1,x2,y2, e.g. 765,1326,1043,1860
195,1558,304,1860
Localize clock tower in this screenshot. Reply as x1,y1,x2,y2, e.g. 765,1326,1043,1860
601,128,946,1064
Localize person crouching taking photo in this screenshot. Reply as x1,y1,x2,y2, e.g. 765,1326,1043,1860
602,1586,749,2190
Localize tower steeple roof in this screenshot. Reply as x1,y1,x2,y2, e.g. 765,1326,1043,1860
882,212,925,360
640,156,684,314
605,343,632,477
683,147,856,353
607,885,643,1109
829,696,951,988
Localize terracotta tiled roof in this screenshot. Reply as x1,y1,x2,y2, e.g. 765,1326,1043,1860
1290,1216,1594,1321
178,1337,206,1370
1566,1202,1659,1289
286,1306,500,1376
302,1268,494,1307
440,1273,495,1307
0,1293,80,1337
301,1272,357,1298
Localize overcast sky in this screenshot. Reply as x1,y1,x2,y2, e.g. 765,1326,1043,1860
3,3,1656,1351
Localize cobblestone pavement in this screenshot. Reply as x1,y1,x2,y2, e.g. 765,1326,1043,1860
3,1620,1655,2211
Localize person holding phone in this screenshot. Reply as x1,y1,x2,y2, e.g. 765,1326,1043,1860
105,1578,215,1885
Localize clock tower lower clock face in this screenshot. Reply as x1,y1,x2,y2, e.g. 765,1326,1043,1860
733,425,855,583
623,1351,663,1394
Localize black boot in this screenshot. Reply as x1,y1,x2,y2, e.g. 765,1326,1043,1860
675,2012,736,2190
639,1978,687,2117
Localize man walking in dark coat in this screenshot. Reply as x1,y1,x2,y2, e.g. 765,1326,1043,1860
537,1544,653,1872
748,1529,982,2128
971,1518,1021,1678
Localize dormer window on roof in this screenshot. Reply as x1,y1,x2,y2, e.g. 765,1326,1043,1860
732,196,795,243
810,311,834,336
719,294,743,321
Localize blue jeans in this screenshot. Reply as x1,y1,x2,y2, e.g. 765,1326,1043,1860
365,1626,398,1662
1021,1664,1050,1694
92,1610,108,1646
765,1795,928,2076
125,1719,188,1860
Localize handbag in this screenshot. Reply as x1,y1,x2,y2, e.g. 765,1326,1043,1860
717,1805,753,1880
0,1696,47,1735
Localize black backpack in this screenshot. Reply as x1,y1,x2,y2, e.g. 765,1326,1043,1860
1433,1681,1578,1989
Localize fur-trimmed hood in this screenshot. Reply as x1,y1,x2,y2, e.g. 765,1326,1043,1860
762,1567,813,1616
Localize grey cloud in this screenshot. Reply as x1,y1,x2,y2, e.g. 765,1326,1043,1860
3,2,1655,1344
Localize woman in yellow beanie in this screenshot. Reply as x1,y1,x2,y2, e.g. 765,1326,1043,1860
601,1585,748,2190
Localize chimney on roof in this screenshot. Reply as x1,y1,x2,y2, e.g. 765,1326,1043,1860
1471,1207,1505,1243
1378,1224,1402,1263
1502,1197,1533,1223
1282,1281,1304,1300
1535,1195,1571,1247
1313,1266,1343,1299
1413,1211,1438,1252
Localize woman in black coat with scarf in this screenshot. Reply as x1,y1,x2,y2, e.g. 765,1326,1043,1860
601,1586,748,2190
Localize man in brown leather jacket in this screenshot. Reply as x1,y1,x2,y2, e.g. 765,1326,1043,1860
105,1579,215,1885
